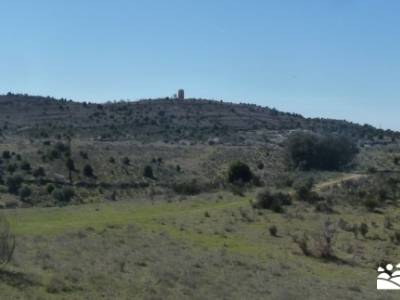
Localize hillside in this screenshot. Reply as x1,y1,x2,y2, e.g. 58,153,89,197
0,93,399,299
0,93,396,144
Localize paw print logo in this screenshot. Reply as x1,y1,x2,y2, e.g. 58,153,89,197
377,263,400,290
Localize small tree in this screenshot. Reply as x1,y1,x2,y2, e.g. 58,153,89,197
2,151,11,159
66,158,76,183
19,185,32,201
83,164,94,178
52,187,75,203
122,157,130,166
33,167,46,178
20,161,31,171
6,175,23,194
143,165,154,179
228,161,253,184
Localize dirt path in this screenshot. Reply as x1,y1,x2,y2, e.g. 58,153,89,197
314,173,367,191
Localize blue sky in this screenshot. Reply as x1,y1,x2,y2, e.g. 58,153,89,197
0,0,399,130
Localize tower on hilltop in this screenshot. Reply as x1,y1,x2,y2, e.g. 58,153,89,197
177,89,184,100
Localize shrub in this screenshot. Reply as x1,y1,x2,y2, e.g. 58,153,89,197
228,161,253,184
33,167,46,178
6,163,17,174
122,157,130,165
83,164,94,177
52,187,75,203
6,175,23,194
19,185,32,201
143,165,154,179
364,198,379,212
66,158,76,172
253,189,292,213
172,180,201,195
295,179,323,203
46,184,55,194
79,151,88,159
2,151,11,159
20,161,31,171
269,225,278,237
286,132,358,171
360,223,369,238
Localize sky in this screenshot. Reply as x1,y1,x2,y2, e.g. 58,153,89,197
0,0,399,130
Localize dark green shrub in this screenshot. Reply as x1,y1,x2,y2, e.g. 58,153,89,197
286,132,358,171
79,151,88,159
19,185,32,201
46,184,55,194
66,158,76,172
295,178,323,203
228,161,253,184
6,175,23,194
33,167,46,178
20,161,31,171
2,151,11,159
253,190,292,213
269,225,278,237
143,165,154,179
6,164,17,174
360,223,369,238
122,157,130,165
364,198,379,212
83,164,94,177
172,180,201,195
52,187,75,203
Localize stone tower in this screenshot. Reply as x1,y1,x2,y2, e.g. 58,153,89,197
177,89,184,100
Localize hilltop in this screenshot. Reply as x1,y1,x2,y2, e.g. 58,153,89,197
0,93,396,144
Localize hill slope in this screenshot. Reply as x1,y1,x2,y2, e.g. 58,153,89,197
0,93,396,144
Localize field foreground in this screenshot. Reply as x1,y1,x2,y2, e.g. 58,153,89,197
0,175,397,300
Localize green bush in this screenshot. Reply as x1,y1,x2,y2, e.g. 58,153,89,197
46,184,55,194
143,165,154,179
2,151,11,159
286,132,358,171
172,180,201,195
364,198,379,212
83,164,94,177
33,167,46,178
253,190,292,213
52,187,75,203
19,185,32,201
228,161,253,184
20,161,31,171
269,225,278,237
6,175,23,194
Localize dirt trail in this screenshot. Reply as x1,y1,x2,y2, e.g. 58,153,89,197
314,173,367,191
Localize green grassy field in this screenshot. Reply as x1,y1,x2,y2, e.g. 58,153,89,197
0,177,398,299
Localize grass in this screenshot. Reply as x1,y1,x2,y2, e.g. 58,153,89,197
0,174,399,299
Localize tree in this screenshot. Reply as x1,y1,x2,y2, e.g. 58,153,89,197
66,158,76,183
83,164,94,178
33,167,46,178
6,175,23,194
19,185,32,201
286,132,358,171
52,187,75,203
228,161,253,184
143,165,154,179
